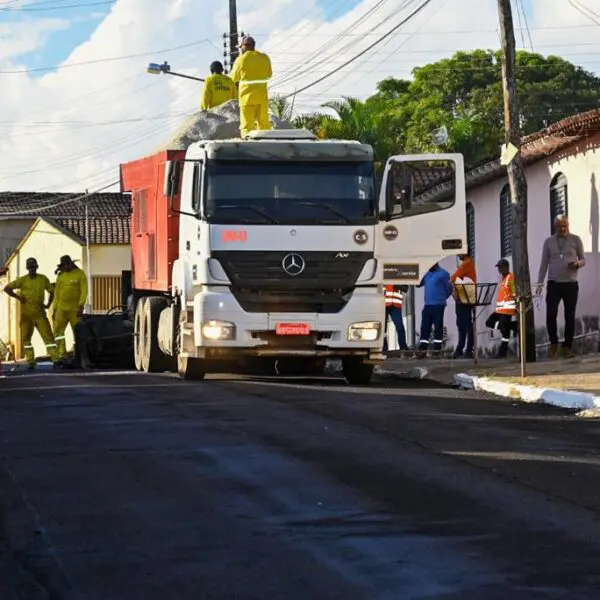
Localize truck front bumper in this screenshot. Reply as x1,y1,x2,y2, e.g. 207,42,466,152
187,286,385,361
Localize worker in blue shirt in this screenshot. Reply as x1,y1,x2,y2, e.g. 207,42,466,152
416,262,453,356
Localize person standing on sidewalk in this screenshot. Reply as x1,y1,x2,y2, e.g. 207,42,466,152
450,250,477,359
486,259,518,359
416,263,452,357
383,285,408,354
536,215,585,359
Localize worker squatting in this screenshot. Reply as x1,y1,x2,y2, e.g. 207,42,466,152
3,255,87,370
201,36,273,138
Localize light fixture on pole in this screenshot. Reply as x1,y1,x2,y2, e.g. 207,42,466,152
146,61,205,82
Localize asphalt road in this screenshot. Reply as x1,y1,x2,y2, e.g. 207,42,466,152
1,368,600,599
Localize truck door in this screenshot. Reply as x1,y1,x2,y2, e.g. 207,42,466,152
375,153,466,285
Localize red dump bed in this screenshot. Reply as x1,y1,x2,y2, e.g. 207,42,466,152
120,149,185,293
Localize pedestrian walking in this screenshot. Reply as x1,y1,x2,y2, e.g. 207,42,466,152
486,259,518,358
201,61,237,111
230,36,273,137
383,285,408,354
536,215,585,358
52,255,88,365
450,250,477,359
416,263,452,356
3,257,58,369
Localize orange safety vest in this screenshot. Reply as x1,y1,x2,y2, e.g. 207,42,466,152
385,285,403,308
496,273,517,315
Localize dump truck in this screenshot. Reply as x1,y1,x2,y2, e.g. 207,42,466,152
119,127,466,384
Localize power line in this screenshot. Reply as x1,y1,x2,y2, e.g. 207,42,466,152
0,0,115,11
568,0,600,27
0,38,211,74
281,0,436,99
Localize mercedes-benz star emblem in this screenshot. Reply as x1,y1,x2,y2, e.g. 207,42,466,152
282,253,305,276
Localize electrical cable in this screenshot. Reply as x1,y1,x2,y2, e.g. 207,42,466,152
0,38,211,74
0,0,115,11
279,0,436,99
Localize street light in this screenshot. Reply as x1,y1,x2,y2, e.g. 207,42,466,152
146,61,204,82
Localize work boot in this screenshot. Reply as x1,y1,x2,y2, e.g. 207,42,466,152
452,349,463,359
548,344,558,359
562,347,575,359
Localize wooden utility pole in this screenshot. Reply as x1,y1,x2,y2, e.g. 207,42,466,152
229,0,239,66
497,0,536,366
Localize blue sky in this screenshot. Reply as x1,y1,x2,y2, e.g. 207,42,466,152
1,0,366,74
0,0,112,71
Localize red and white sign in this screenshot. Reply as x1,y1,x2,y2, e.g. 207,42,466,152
275,323,311,336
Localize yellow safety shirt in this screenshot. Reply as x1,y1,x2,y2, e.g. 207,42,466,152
230,50,272,106
53,268,88,312
5,274,52,316
201,73,237,110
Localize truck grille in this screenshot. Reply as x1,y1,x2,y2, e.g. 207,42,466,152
211,250,373,314
212,251,372,290
231,289,351,314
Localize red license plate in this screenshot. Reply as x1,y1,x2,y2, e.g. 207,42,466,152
275,323,311,336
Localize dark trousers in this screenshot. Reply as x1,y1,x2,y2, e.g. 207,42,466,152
419,305,445,351
384,306,408,351
455,304,474,355
546,281,579,349
486,312,518,356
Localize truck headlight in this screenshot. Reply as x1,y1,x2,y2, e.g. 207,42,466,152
202,320,235,340
348,321,381,342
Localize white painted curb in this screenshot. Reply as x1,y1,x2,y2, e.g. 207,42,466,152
454,372,600,412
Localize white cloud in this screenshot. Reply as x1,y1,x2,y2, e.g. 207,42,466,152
0,0,598,193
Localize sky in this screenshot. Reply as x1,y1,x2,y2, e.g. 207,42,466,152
0,0,599,192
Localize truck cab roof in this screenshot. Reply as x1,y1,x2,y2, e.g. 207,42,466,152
186,129,374,162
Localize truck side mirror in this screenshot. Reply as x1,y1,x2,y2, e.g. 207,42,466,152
164,160,182,208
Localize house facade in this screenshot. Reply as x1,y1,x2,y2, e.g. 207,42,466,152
408,109,600,355
0,193,131,360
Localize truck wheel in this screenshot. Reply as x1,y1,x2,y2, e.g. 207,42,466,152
134,298,146,372
177,356,206,381
342,358,374,385
141,297,171,373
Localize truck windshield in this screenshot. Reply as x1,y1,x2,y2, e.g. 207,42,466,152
204,160,376,225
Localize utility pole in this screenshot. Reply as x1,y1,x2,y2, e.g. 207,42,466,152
497,0,536,367
229,0,239,66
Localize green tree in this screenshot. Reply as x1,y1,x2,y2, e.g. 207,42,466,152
300,50,600,168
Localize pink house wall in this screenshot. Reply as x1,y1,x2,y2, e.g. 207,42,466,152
412,131,600,355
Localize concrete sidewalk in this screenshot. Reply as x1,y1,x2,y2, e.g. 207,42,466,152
379,353,600,415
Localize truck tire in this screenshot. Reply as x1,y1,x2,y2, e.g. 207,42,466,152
134,297,146,372
141,297,171,373
342,358,374,385
177,356,206,381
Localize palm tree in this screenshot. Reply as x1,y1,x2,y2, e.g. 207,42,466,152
269,94,294,122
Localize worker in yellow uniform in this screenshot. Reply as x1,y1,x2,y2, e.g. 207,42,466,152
230,35,273,137
52,255,88,365
3,257,57,370
201,61,237,111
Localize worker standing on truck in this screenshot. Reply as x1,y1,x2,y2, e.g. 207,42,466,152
230,35,273,137
3,257,58,370
201,61,237,111
52,255,88,365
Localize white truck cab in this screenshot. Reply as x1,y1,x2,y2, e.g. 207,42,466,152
151,129,466,383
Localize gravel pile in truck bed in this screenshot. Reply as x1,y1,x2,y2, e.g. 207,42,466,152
158,100,294,150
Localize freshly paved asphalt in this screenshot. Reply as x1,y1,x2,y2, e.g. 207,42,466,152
1,366,600,599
